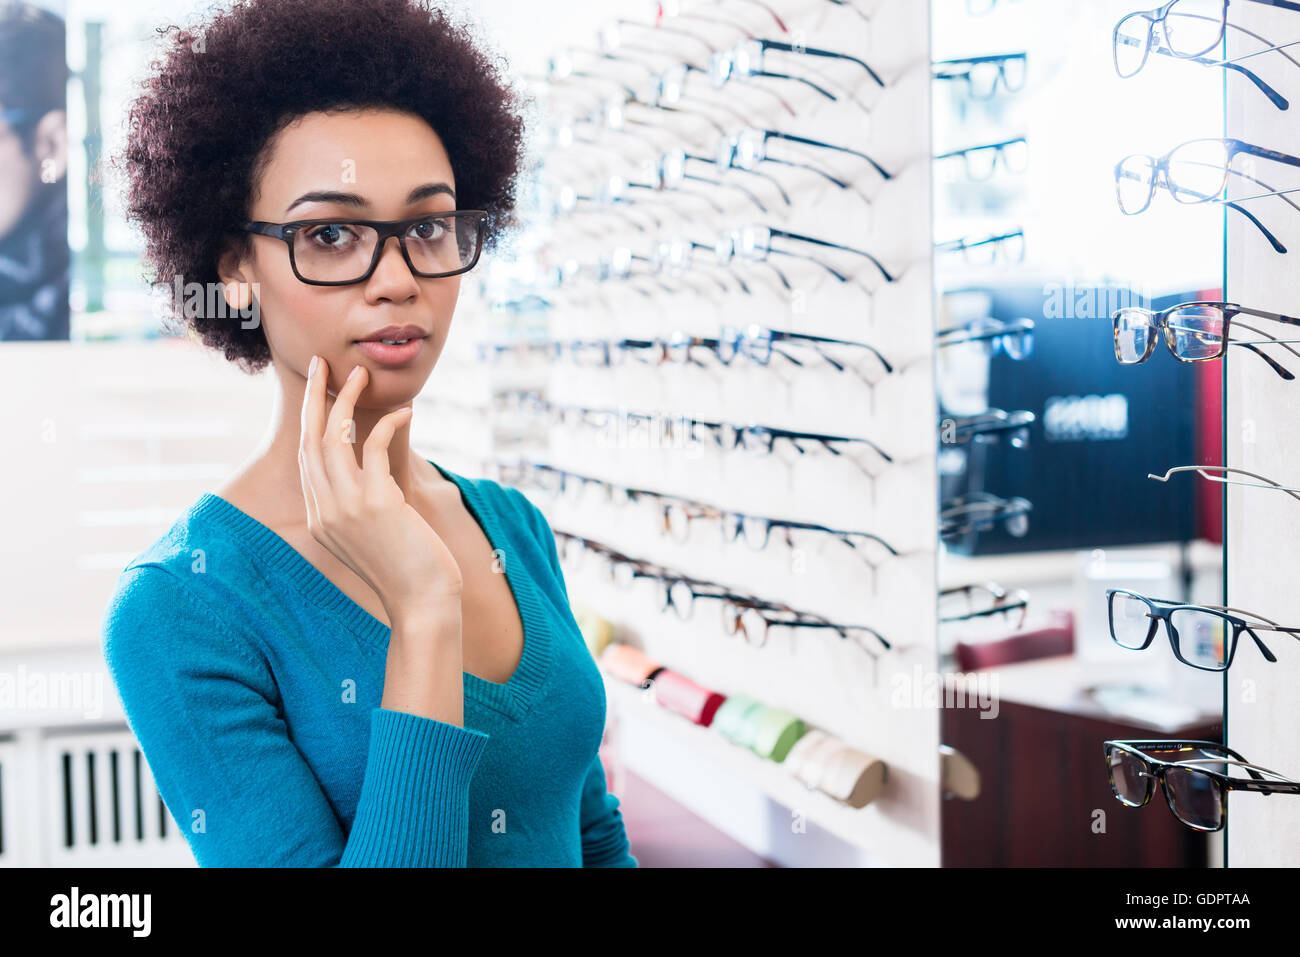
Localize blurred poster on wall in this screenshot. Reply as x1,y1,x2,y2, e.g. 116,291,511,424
0,1,68,341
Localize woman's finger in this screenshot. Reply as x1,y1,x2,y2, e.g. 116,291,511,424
299,354,335,526
321,362,368,499
361,405,413,499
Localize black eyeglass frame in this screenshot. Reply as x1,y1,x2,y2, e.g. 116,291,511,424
1105,587,1300,671
240,211,489,286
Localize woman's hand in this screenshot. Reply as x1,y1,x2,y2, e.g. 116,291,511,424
298,355,463,621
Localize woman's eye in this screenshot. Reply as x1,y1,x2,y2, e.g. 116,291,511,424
304,224,359,247
410,218,448,241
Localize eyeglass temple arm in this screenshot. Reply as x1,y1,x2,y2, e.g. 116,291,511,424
1233,305,1300,327
1224,199,1287,253
752,68,838,101
765,129,893,179
1145,43,1288,109
1229,340,1296,379
761,39,885,87
1227,319,1299,376
1171,757,1300,791
760,154,851,189
767,227,895,282
767,246,849,282
1220,13,1300,69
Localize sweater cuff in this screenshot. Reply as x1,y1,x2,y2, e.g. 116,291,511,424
339,707,490,867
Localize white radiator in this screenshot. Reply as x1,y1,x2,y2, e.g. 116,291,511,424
0,724,195,867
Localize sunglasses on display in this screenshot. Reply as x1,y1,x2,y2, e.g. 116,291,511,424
1111,301,1300,379
1107,588,1300,671
1104,739,1300,832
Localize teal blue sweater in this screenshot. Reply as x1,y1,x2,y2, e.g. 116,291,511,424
100,459,637,868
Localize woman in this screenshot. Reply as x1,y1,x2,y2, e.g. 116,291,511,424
100,0,636,868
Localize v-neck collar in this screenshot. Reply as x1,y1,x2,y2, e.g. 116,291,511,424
191,457,552,721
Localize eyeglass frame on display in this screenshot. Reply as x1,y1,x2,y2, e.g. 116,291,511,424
1112,12,1295,109
1110,300,1300,379
934,136,1029,182
939,492,1033,540
932,52,1027,99
1106,587,1300,671
941,408,1036,447
1113,137,1300,253
939,582,1030,628
1103,739,1300,832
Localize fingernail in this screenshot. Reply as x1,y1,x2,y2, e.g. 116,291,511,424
308,355,318,378
348,365,362,381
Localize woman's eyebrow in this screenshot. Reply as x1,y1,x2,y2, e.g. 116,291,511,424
284,181,456,215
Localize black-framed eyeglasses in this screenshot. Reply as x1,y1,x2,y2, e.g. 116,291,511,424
717,323,894,378
702,421,894,465
935,137,1028,182
1112,300,1300,379
240,211,488,285
932,53,1027,99
1107,588,1300,671
940,492,1032,540
721,224,895,284
941,408,1036,447
934,230,1026,266
937,317,1034,359
720,127,893,184
710,38,885,100
939,582,1030,628
719,596,891,655
1114,137,1300,253
1104,739,1300,832
1113,4,1296,110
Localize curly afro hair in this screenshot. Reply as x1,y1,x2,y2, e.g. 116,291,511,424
115,0,526,374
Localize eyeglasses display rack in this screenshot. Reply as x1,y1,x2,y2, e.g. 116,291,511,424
454,0,940,866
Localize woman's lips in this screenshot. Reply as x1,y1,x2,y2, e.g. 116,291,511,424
354,337,425,366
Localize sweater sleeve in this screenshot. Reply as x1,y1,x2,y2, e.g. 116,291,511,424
100,563,489,867
578,751,639,867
